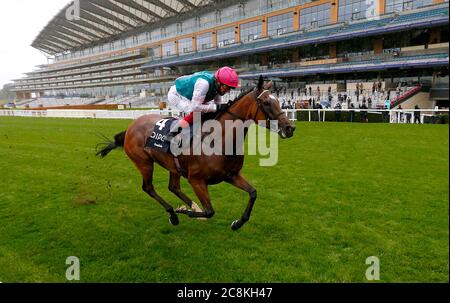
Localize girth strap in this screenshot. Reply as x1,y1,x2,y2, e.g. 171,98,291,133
173,156,187,178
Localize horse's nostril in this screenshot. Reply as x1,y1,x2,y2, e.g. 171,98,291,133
283,125,295,136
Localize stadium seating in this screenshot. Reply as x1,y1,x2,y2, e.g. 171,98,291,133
239,52,449,78
392,7,449,23
142,6,449,70
21,97,99,109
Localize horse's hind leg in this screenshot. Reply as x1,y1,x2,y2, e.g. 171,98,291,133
139,162,179,226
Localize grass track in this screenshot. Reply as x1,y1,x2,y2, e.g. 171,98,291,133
0,117,448,282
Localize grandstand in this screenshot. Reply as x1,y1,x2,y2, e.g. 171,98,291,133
9,0,449,110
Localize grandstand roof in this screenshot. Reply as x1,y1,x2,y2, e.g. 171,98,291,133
32,0,219,55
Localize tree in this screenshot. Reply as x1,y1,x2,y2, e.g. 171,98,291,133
0,84,14,102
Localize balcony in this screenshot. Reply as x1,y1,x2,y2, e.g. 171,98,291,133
15,58,149,82
28,49,147,75
11,73,177,91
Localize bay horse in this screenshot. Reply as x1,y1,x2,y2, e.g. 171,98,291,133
97,76,295,230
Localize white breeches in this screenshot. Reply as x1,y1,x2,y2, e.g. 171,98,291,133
167,86,217,113
167,86,193,112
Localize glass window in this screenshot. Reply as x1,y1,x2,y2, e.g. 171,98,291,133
183,18,196,35
240,20,262,42
385,0,433,13
245,0,264,16
149,46,161,59
197,32,213,50
178,37,193,54
215,10,222,23
336,38,373,57
217,27,236,47
338,0,368,22
238,3,246,16
296,44,330,61
177,23,183,35
219,4,242,24
162,42,176,57
201,12,215,29
268,12,294,36
165,23,177,38
300,3,331,30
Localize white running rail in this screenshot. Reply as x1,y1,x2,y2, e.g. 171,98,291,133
0,108,448,124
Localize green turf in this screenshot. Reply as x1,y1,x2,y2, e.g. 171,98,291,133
0,117,448,282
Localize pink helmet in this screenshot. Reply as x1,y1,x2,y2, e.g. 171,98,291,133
215,66,239,88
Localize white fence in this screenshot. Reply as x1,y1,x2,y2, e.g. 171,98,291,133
0,109,182,120
0,108,448,124
282,109,449,124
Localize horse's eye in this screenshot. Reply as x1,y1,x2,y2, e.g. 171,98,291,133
263,100,270,106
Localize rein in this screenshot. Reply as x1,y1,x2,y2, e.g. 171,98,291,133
224,89,284,125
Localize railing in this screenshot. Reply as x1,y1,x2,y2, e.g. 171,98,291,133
12,73,177,91
0,109,182,120
18,58,150,82
281,108,449,124
390,85,422,106
32,49,146,74
1,109,448,124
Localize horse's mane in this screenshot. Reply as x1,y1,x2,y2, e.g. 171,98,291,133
213,88,254,120
232,88,254,103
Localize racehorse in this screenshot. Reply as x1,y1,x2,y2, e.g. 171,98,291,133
96,76,296,230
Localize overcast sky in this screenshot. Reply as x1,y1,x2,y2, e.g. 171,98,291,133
0,0,69,88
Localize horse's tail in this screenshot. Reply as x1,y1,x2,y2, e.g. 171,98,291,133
96,131,126,158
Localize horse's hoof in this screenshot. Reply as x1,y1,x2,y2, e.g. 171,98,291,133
169,215,179,226
231,220,240,231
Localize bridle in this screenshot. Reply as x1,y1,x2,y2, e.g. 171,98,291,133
224,88,285,126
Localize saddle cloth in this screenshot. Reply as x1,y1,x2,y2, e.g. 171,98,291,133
145,112,218,154
145,117,178,153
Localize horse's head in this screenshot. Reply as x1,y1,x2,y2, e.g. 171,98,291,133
253,75,296,139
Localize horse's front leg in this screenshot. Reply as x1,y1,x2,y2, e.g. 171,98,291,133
176,179,215,219
225,173,257,231
169,172,206,221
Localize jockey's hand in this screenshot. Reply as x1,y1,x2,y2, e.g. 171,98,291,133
216,104,228,112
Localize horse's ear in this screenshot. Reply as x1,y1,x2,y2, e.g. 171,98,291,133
257,75,264,91
264,80,273,90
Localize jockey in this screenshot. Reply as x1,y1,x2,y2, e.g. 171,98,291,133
166,66,239,140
